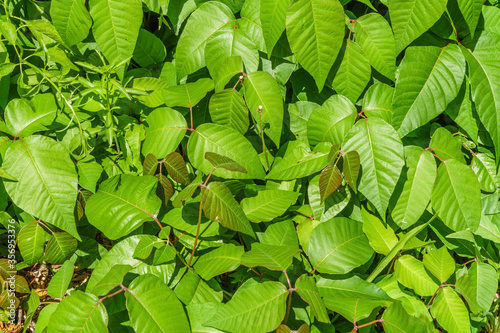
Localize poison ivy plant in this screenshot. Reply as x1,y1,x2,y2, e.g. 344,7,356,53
1,0,500,332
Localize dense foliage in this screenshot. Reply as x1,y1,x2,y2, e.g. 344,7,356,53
1,0,500,332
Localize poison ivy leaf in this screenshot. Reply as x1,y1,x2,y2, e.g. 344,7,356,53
362,83,394,123
34,303,57,333
90,264,133,297
238,0,265,52
133,28,166,68
430,287,470,333
85,174,162,240
343,151,360,193
18,223,46,265
307,95,356,147
47,291,108,332
175,270,222,305
143,153,158,176
164,78,214,108
194,244,244,280
206,280,288,333
47,260,74,299
0,166,16,181
382,302,427,333
317,275,393,322
423,247,455,283
77,157,103,193
395,255,440,296
2,136,79,239
241,189,299,222
461,33,500,165
241,243,299,271
444,79,478,143
187,302,225,333
209,89,249,135
318,166,342,203
389,0,448,54
205,152,248,173
267,142,331,180
261,219,299,248
261,0,291,56
45,232,78,264
431,159,481,231
294,275,329,323
285,0,344,90
244,71,284,147
162,200,223,237
125,274,190,332
142,107,187,159
342,117,404,219
330,40,371,103
429,127,466,163
50,0,92,47
175,2,234,78
355,13,396,81
309,218,373,274
188,123,266,179
201,181,254,236
205,27,259,78
457,0,483,38
213,55,244,92
391,146,436,228
155,174,174,205
471,153,498,192
89,0,142,66
163,152,190,185
4,96,57,138
456,262,497,313
392,44,466,137
362,207,398,255
172,173,203,208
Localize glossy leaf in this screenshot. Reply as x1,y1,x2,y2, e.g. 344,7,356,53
423,246,455,283
261,0,291,55
50,0,92,47
194,244,244,280
362,207,398,255
342,150,360,193
205,152,248,173
318,166,342,202
164,78,214,108
241,243,299,271
294,274,329,323
18,223,46,265
394,255,439,296
241,189,299,222
47,260,74,299
209,89,249,135
163,152,190,185
430,287,470,333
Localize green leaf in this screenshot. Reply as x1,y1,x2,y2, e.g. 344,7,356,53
457,0,483,38
331,40,371,103
2,136,79,239
392,44,466,137
244,71,284,148
89,0,142,65
267,141,331,180
133,28,166,68
472,153,498,192
382,302,427,333
206,280,288,333
50,0,92,47
317,275,393,322
431,159,481,231
391,146,436,228
429,127,466,163
205,152,248,173
261,219,299,248
285,0,344,90
155,174,174,205
188,123,266,180
241,189,299,222
209,89,249,135
162,200,223,237
294,274,329,323
77,157,103,193
354,13,396,81
4,97,57,138
362,83,394,123
187,302,225,333
444,80,478,143
175,2,234,79
430,287,470,333
175,270,222,305
456,262,497,313
205,27,259,78
163,152,190,185
172,173,203,208
318,166,342,202
164,78,214,108
261,0,291,55
394,255,440,296
0,166,16,181
143,153,158,176
342,117,404,218
85,174,162,240
423,246,455,283
142,107,187,159
34,303,58,333
389,0,448,54
309,218,374,274
47,291,108,332
362,207,398,255
201,181,255,236
461,34,500,164
241,243,299,271
343,150,360,193
45,232,78,264
125,274,190,332
18,223,46,265
194,244,244,280
47,260,74,299
307,95,356,147
213,55,244,92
